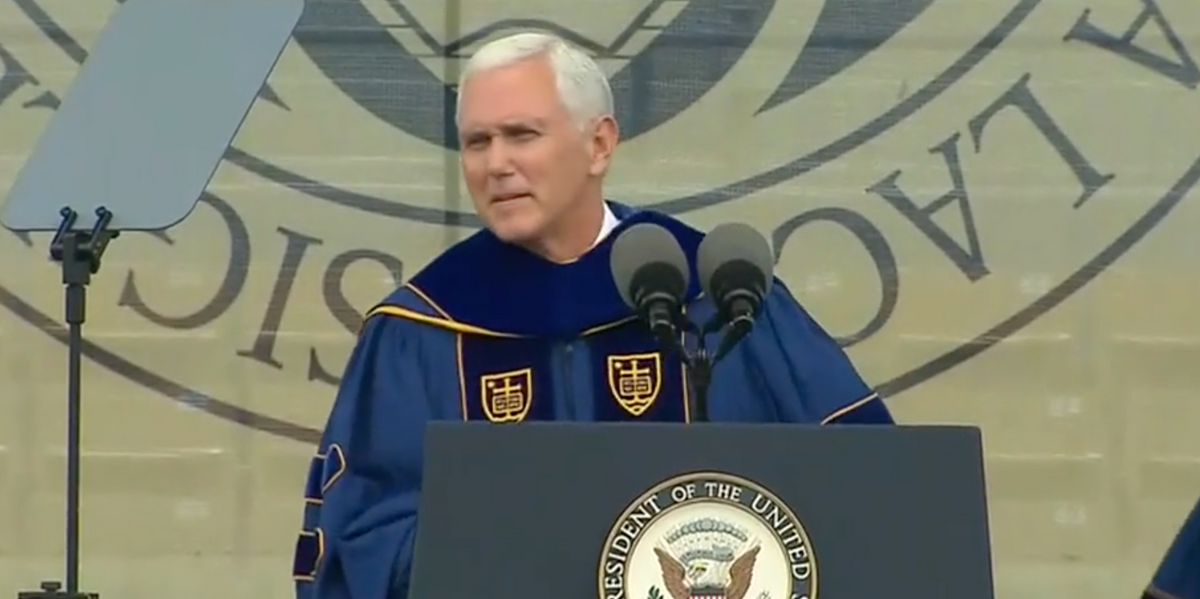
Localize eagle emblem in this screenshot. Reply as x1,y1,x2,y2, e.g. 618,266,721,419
599,473,815,599
652,518,761,599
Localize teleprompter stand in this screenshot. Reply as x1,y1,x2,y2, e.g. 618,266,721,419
0,0,304,596
12,208,119,599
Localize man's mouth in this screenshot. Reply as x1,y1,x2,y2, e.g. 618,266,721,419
492,193,531,203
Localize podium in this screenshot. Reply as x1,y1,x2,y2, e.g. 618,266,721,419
409,422,996,599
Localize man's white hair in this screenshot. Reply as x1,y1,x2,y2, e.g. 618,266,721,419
456,32,615,128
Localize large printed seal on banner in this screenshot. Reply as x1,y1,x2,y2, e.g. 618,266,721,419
0,0,1198,446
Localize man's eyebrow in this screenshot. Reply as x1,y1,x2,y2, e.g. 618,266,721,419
460,118,548,137
460,127,492,141
500,118,548,130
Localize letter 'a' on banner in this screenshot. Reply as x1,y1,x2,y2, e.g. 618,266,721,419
1,0,304,598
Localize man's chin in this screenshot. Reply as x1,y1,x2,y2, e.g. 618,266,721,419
487,220,544,245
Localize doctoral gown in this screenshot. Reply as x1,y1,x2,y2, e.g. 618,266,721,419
293,202,893,599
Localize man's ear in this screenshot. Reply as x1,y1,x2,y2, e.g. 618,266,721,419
588,115,619,176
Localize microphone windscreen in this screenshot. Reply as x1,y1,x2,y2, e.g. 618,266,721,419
696,223,775,298
609,223,690,309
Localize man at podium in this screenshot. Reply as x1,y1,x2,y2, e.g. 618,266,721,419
293,32,894,599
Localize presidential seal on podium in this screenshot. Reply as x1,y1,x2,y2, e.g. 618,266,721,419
599,472,818,599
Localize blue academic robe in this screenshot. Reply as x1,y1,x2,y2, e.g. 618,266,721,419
1143,495,1200,599
293,202,893,599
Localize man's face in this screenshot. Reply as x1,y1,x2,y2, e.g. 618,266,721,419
457,56,613,246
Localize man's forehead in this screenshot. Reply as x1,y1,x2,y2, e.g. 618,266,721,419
459,61,565,126
461,57,556,95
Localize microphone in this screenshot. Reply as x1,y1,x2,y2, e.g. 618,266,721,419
610,223,690,350
696,223,774,352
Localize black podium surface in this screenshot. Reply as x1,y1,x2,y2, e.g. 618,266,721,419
410,422,995,599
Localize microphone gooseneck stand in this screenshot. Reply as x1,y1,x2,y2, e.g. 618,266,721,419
668,315,754,423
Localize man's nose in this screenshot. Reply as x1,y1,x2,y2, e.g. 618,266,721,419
485,139,514,175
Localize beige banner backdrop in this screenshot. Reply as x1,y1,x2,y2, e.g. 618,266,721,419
3,0,1200,597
